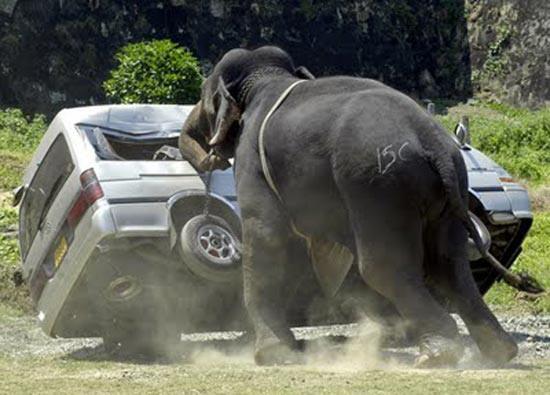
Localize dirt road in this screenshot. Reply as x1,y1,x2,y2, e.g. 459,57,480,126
1,309,549,362
0,310,548,394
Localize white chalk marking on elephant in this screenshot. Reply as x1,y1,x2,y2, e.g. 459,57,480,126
377,144,396,174
377,141,410,175
398,141,410,161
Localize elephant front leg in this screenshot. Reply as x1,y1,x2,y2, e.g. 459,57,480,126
241,216,302,365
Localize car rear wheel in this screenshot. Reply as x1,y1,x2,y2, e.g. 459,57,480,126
178,214,242,283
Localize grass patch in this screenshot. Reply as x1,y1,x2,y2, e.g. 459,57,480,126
0,151,30,191
485,211,550,314
437,102,550,185
0,195,30,313
531,186,550,212
0,303,26,323
0,108,44,312
0,356,548,394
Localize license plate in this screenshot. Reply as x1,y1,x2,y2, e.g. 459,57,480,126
54,236,68,268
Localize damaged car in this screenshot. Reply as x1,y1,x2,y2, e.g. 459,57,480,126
15,105,244,356
15,104,535,356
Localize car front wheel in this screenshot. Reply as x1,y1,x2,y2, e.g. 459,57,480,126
178,214,242,283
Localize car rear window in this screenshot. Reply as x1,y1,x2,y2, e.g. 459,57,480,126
19,134,74,259
77,125,181,161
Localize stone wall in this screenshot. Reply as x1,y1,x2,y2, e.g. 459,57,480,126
0,0,471,116
467,0,550,108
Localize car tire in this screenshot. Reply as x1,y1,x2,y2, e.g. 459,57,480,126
178,214,242,283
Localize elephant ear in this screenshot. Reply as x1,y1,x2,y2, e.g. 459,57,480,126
294,66,315,80
209,77,241,146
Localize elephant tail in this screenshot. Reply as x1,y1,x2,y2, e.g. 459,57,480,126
428,144,545,294
426,140,487,258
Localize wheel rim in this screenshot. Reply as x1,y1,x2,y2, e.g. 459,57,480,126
197,224,237,265
104,275,142,302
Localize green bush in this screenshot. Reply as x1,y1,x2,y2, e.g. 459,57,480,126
438,103,550,183
0,109,46,191
103,39,203,104
0,109,45,153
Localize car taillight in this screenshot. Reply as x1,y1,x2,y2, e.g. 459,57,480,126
67,169,103,229
80,168,104,204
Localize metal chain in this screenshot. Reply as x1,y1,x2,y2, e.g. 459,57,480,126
203,149,216,218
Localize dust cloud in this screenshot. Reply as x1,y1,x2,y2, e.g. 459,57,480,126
184,319,409,371
188,342,254,366
303,320,398,371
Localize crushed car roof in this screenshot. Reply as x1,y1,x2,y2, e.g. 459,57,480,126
71,104,194,140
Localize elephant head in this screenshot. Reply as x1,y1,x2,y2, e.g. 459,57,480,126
179,46,314,171
178,99,226,172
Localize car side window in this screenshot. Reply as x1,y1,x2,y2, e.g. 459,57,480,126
19,134,75,259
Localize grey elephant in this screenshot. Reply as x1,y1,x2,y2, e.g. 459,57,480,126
178,46,518,367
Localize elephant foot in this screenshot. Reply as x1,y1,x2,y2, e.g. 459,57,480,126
254,341,304,366
414,335,463,368
479,334,518,367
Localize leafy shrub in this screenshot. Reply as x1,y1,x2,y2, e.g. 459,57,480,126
0,109,45,153
103,39,203,104
0,109,46,191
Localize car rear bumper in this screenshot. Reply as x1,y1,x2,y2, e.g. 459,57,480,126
35,199,175,336
36,202,116,336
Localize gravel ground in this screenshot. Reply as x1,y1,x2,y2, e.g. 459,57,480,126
1,313,548,368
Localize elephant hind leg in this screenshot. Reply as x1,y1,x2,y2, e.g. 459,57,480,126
427,217,518,365
344,194,462,367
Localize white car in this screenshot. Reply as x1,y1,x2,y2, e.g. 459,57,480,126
16,105,244,356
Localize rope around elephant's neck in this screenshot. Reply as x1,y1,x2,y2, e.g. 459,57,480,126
258,79,309,240
258,79,306,202
202,149,216,217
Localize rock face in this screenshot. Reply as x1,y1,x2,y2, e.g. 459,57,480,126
467,0,550,108
0,0,472,116
0,0,17,16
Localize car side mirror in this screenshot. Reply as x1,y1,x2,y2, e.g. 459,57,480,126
12,184,26,207
454,115,471,146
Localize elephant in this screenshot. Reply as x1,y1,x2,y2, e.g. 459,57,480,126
178,46,518,367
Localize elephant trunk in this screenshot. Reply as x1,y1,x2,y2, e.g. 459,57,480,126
179,100,210,170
